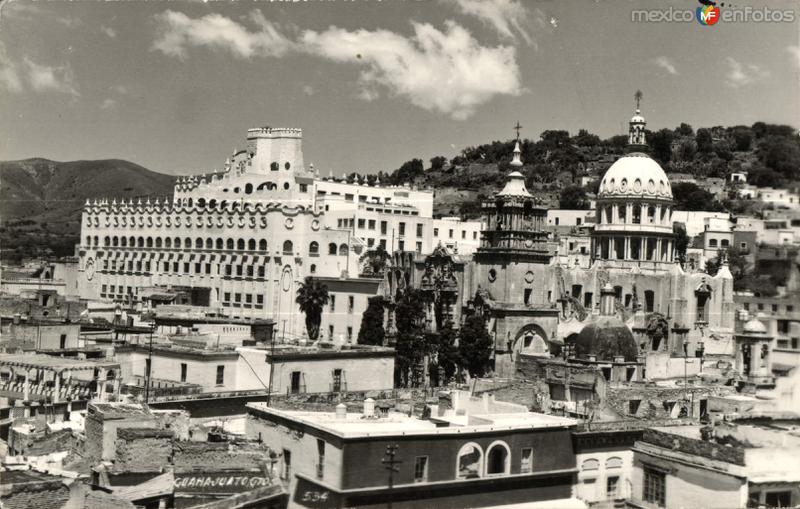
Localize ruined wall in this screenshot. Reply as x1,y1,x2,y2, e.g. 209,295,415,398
114,428,175,472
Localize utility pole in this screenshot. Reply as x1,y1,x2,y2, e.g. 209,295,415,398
381,444,401,509
266,328,276,407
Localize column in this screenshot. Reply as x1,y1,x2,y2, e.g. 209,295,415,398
97,368,107,402
625,237,631,260
53,372,61,404
23,369,30,401
656,238,662,261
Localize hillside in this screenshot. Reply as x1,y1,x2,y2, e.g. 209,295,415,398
0,158,175,262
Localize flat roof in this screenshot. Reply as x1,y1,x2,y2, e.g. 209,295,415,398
247,404,577,439
0,353,120,371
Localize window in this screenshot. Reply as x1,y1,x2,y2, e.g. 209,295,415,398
310,264,316,274
59,334,67,349
368,219,376,230
180,363,187,382
416,242,422,253
449,229,454,238
398,240,405,251
709,238,718,248
330,295,336,312
645,290,655,312
416,224,423,237
380,221,387,234
456,443,483,479
414,456,429,483
328,243,337,255
434,228,439,237
765,491,792,508
520,448,533,473
283,240,293,254
347,327,353,341
399,222,406,236
339,244,348,256
462,231,466,239
524,288,532,305
607,476,619,500
216,365,225,385
348,295,354,313
485,442,510,475
309,242,319,256
643,467,666,507
358,219,366,229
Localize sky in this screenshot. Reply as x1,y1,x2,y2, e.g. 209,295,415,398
0,0,798,176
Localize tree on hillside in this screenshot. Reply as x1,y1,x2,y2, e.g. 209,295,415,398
605,135,629,152
572,129,600,147
357,296,386,346
390,158,424,185
676,123,694,137
671,182,723,211
458,313,493,378
696,128,713,153
648,129,674,163
758,135,800,182
296,277,330,341
559,185,590,210
731,127,753,151
430,156,448,171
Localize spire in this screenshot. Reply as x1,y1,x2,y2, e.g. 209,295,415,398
510,121,523,168
628,90,647,148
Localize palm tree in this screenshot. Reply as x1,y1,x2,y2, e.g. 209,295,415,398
296,276,330,341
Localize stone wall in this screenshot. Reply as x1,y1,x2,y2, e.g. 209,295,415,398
114,428,175,472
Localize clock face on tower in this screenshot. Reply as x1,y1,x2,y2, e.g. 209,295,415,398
85,258,95,280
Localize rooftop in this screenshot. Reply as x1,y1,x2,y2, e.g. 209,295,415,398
0,353,120,372
247,404,576,439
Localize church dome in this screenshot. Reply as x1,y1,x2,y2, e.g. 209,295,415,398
573,316,638,362
497,171,532,198
598,153,672,200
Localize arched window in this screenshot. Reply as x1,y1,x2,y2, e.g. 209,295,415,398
606,457,623,469
146,237,153,248
120,237,127,247
209,199,217,209
485,441,510,475
127,235,134,247
104,236,110,247
709,239,718,248
721,239,730,247
245,183,253,194
216,238,223,250
93,236,99,246
338,244,349,256
112,236,119,247
237,239,245,250
283,240,293,254
155,237,163,248
138,237,145,248
197,198,206,208
248,239,256,251
647,206,656,224
632,205,641,224
328,243,338,255
581,459,599,471
259,239,267,251
205,238,213,249
85,235,91,246
309,241,319,256
195,237,203,249
226,239,234,250
187,198,193,207
220,200,228,210
618,205,627,224
310,264,317,274
456,443,483,479
174,237,181,248
165,237,172,248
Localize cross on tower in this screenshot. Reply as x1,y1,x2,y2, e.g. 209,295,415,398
514,121,523,140
634,90,643,111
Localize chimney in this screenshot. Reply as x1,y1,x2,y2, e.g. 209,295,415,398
363,398,375,418
335,403,347,421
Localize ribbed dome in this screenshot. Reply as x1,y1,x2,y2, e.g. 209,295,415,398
573,316,638,362
598,153,672,200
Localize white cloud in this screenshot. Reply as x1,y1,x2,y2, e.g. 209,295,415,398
100,98,117,109
101,26,117,39
788,45,800,68
300,21,522,120
0,42,22,93
152,10,294,59
447,0,542,46
23,58,79,96
725,57,769,88
654,56,678,75
151,10,522,119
